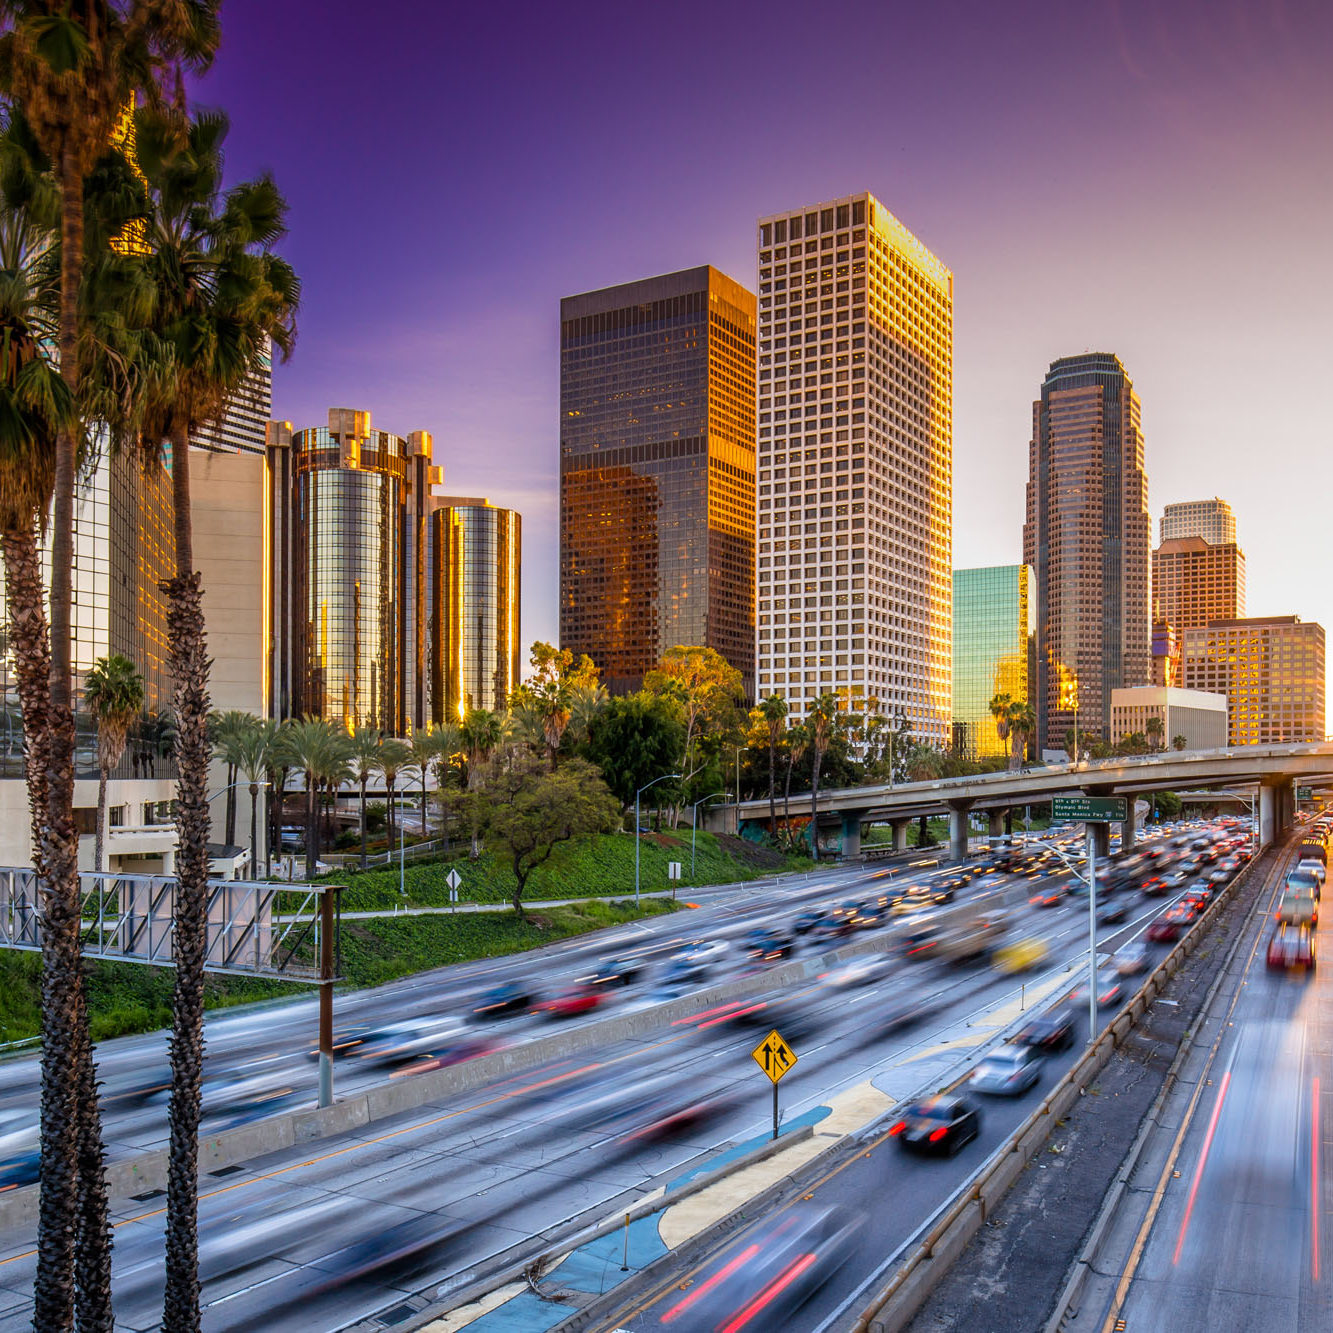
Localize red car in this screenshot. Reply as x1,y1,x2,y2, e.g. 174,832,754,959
1029,887,1064,908
1146,917,1183,943
1267,924,1316,971
538,985,605,1019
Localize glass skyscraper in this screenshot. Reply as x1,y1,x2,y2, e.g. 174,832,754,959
754,192,953,741
431,497,521,718
559,266,756,695
951,565,1035,759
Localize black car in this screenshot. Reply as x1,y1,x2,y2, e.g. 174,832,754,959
1095,900,1129,925
889,1096,981,1156
588,957,642,988
792,909,827,936
0,1149,39,1192
742,928,794,961
471,981,533,1020
1011,1008,1076,1053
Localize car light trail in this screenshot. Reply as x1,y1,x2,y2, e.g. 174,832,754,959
1313,1076,1321,1282
659,1244,761,1324
719,1252,819,1332
1172,1070,1231,1265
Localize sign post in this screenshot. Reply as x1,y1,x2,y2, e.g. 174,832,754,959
667,861,682,899
752,1028,797,1139
446,868,461,914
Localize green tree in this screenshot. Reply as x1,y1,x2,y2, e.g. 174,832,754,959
376,737,411,853
278,719,351,879
1172,734,1188,752
209,709,255,846
1007,699,1036,771
82,653,143,873
757,694,787,837
807,694,839,860
582,692,684,808
474,753,619,913
509,640,600,767
406,726,442,835
783,718,808,841
989,692,1012,763
459,708,503,788
347,727,381,870
1146,714,1165,750
643,644,745,789
230,717,277,876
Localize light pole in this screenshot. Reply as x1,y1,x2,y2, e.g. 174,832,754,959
691,791,728,881
635,773,680,907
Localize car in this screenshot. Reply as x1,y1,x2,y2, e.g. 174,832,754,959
1095,900,1129,925
792,909,828,935
993,937,1047,974
587,957,643,988
1071,967,1124,1008
356,1018,471,1065
741,928,794,961
826,954,895,988
1267,923,1316,971
471,981,533,1020
1029,886,1064,908
969,1045,1044,1095
1276,889,1317,927
537,984,606,1019
901,927,941,962
1286,868,1322,901
1146,916,1183,943
1112,941,1149,976
1011,1008,1076,1053
0,1149,39,1193
1139,876,1168,897
674,939,728,967
889,1096,982,1155
1181,889,1211,913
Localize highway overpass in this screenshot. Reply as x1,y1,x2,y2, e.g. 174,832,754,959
708,741,1333,860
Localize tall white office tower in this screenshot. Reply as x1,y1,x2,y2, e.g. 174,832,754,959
754,192,952,743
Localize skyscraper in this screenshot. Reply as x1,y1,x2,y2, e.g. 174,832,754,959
560,267,756,695
754,192,952,740
1024,353,1150,752
193,346,272,456
1160,497,1236,546
951,565,1034,760
1152,536,1246,631
431,496,521,719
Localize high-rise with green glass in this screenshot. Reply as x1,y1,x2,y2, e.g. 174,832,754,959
951,565,1035,759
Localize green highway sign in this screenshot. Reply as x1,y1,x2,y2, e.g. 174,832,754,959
1052,795,1128,823
1298,787,1313,801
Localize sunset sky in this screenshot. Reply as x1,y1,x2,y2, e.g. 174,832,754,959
200,0,1333,677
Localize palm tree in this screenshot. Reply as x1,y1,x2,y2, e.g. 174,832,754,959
230,718,276,877
783,720,807,843
279,719,351,879
1146,715,1165,750
565,680,607,747
988,692,1012,764
808,694,838,861
759,694,786,837
348,726,381,870
209,709,255,846
377,738,410,855
459,709,502,855
1172,734,1188,752
407,727,441,837
1006,699,1036,772
82,654,143,873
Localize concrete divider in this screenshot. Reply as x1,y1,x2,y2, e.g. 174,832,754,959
853,850,1262,1332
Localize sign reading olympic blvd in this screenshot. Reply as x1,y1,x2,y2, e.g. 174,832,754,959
752,1028,797,1140
1052,794,1128,823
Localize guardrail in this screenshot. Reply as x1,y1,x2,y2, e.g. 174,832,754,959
847,847,1268,1332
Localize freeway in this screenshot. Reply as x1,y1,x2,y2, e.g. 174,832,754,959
0,824,1243,1330
1065,830,1333,1333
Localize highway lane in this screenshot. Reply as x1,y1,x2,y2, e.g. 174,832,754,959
0,830,1211,1330
1088,834,1333,1333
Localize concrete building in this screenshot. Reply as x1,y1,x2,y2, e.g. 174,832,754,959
560,266,756,695
951,565,1034,760
431,496,521,719
754,192,953,739
1160,497,1236,546
1024,353,1150,752
1110,685,1228,752
1152,536,1246,631
1182,616,1326,746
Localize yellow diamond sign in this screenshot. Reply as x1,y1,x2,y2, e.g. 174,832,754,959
751,1028,797,1084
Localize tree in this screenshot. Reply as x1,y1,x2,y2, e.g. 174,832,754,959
459,709,503,788
376,738,410,853
1172,734,1188,752
758,695,787,837
475,753,619,913
643,645,745,787
279,719,351,879
807,694,839,860
129,102,298,1331
406,727,442,835
582,692,684,808
783,719,808,842
988,692,1012,763
1006,699,1037,772
1146,715,1165,750
82,653,142,873
347,727,381,870
209,709,255,846
509,641,600,768
230,717,277,877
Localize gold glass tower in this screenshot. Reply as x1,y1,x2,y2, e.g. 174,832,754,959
754,192,953,740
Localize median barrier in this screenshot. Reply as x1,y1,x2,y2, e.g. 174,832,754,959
851,848,1267,1332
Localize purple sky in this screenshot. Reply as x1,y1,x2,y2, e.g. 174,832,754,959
201,0,1333,689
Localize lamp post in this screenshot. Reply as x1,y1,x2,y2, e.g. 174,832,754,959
691,791,728,881
635,773,680,907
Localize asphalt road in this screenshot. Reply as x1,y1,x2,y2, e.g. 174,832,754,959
0,828,1232,1331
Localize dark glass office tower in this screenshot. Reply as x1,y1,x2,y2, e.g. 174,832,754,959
1024,353,1150,752
559,266,756,695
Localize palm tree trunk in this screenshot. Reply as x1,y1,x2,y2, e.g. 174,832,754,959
783,752,794,841
224,761,236,848
386,779,396,852
95,765,109,874
248,783,260,878
162,424,213,1333
304,773,318,879
768,737,777,836
809,754,822,862
359,778,368,870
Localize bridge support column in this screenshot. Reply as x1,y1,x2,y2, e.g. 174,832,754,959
987,810,1005,843
1278,784,1295,835
948,803,973,862
891,819,909,853
1259,783,1279,846
840,811,863,861
1120,800,1137,852
1088,821,1110,861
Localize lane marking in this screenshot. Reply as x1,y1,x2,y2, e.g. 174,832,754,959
1171,1070,1230,1264
1313,1075,1321,1283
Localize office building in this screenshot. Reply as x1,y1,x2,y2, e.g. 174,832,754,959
951,565,1034,760
267,409,442,733
1160,497,1236,547
754,192,953,740
1181,616,1326,746
1110,685,1228,752
560,266,756,695
431,496,521,718
1151,620,1179,688
194,345,272,456
1024,353,1150,751
1152,536,1245,633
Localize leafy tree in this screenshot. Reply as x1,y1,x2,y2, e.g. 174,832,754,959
757,695,786,836
1172,734,1188,752
278,719,351,878
1145,715,1164,749
474,753,619,913
782,718,808,843
1007,699,1037,771
509,640,599,767
459,708,504,789
376,738,410,852
209,709,255,846
988,691,1012,760
230,717,278,876
406,727,442,834
347,727,382,870
582,692,684,808
643,645,745,790
807,693,841,860
82,654,142,873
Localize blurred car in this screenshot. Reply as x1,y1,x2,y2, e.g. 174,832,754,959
661,957,709,987
0,1149,40,1193
588,958,643,988
792,909,827,936
675,940,728,967
742,928,793,962
1011,1008,1076,1053
1276,889,1318,927
1071,967,1124,1008
1139,876,1168,897
1285,868,1322,901
825,954,894,988
471,981,533,1020
537,984,606,1019
1095,900,1129,926
1267,923,1316,971
1112,941,1149,976
901,927,941,962
889,1096,982,1156
993,937,1047,974
356,1018,471,1064
1029,886,1065,909
1146,915,1184,943
736,994,822,1043
968,1046,1043,1096
655,1203,860,1329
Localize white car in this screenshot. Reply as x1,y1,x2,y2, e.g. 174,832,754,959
825,955,894,989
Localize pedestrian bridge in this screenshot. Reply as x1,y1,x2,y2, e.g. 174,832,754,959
709,742,1333,860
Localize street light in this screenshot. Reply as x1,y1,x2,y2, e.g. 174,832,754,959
635,773,680,907
690,791,728,882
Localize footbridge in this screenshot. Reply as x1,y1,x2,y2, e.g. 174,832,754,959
709,742,1333,861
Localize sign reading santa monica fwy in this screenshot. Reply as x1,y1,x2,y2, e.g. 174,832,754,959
1051,795,1129,823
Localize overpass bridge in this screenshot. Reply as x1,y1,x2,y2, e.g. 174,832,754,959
708,742,1333,861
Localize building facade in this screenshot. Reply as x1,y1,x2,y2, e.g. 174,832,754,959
267,409,441,733
1160,497,1236,546
559,266,756,695
951,565,1034,760
1024,353,1150,752
1152,536,1245,632
1181,616,1326,746
754,192,953,741
431,497,521,719
193,342,272,456
1109,685,1228,752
